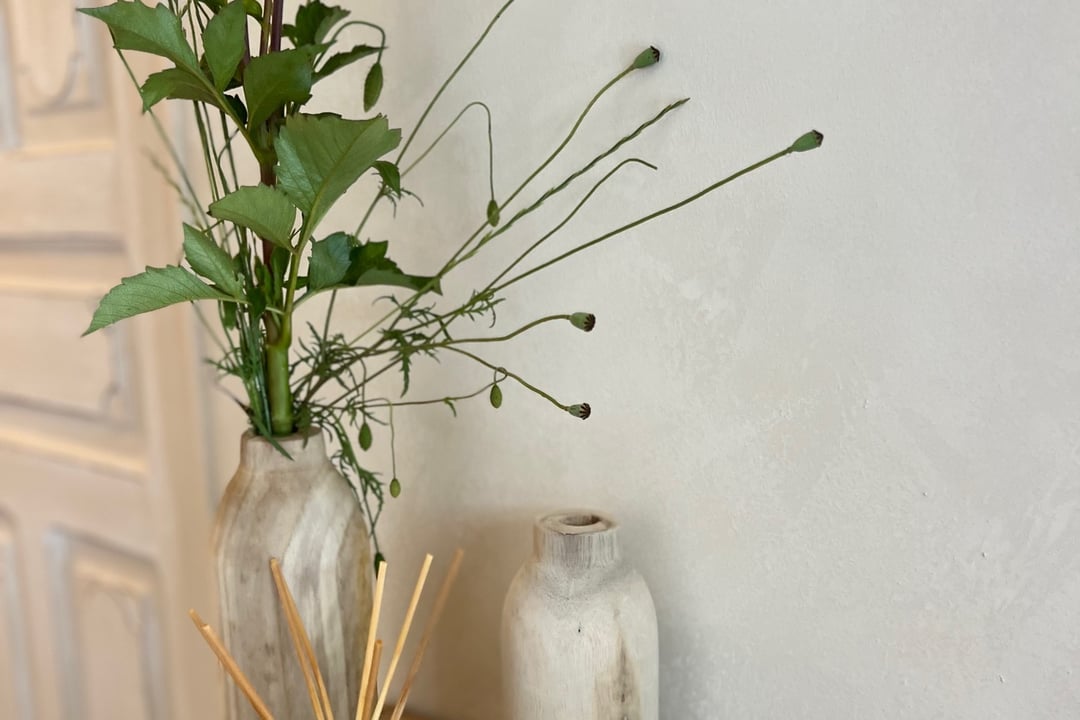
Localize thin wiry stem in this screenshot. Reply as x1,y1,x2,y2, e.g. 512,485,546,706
401,101,496,202
396,0,516,163
344,99,686,349
494,145,798,293
446,346,569,412
500,66,632,212
115,53,210,226
357,382,492,410
320,20,386,65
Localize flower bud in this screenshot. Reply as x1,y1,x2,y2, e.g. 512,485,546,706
569,312,596,332
632,46,661,69
489,383,503,408
487,198,500,227
364,62,384,112
790,130,823,153
389,477,401,497
567,403,591,420
359,421,373,451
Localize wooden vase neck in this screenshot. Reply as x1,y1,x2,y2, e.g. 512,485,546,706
533,511,622,570
238,427,328,473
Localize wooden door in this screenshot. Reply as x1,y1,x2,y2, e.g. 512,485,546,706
0,2,220,718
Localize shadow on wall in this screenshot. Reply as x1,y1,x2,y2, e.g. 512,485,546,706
421,508,537,720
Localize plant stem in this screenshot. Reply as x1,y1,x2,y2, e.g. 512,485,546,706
259,0,273,55
396,0,516,163
319,20,386,66
344,98,684,350
439,64,636,274
270,0,284,53
440,314,569,346
493,145,798,293
446,347,569,411
485,158,655,287
401,101,494,179
359,382,492,410
502,66,631,211
266,341,293,434
259,160,277,266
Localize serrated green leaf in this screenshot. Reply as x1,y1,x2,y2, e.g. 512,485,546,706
314,44,379,82
363,62,383,111
224,94,248,124
372,160,400,197
139,67,219,111
346,240,440,294
197,0,261,21
203,0,246,90
351,268,440,293
84,265,229,335
243,49,313,129
79,1,198,73
182,224,243,297
274,114,400,231
285,1,349,46
308,232,352,291
313,5,349,43
343,239,386,283
209,185,297,249
305,235,440,295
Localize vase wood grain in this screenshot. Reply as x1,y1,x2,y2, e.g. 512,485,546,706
213,428,372,720
502,511,658,720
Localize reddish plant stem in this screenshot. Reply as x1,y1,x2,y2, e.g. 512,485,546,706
270,0,285,53
259,162,276,268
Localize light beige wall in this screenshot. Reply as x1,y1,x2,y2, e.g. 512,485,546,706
211,0,1080,717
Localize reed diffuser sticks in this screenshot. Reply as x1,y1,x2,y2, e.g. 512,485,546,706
191,550,463,720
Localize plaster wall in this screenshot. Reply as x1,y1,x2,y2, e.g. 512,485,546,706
209,0,1080,716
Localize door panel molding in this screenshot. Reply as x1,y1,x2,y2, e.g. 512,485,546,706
0,510,35,720
47,528,170,720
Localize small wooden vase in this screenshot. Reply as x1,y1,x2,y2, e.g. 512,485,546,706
501,511,659,720
213,428,372,720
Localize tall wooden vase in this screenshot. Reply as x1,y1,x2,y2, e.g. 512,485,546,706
502,511,659,720
213,428,372,720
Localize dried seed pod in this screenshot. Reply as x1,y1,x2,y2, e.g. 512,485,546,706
570,312,596,332
790,130,824,153
632,46,661,69
567,403,591,420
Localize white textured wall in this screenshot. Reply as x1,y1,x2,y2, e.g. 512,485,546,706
209,0,1080,717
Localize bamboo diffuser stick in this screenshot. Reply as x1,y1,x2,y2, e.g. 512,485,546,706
356,560,388,720
361,638,383,720
270,557,331,720
193,549,462,720
188,609,275,720
370,554,433,720
389,548,465,720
